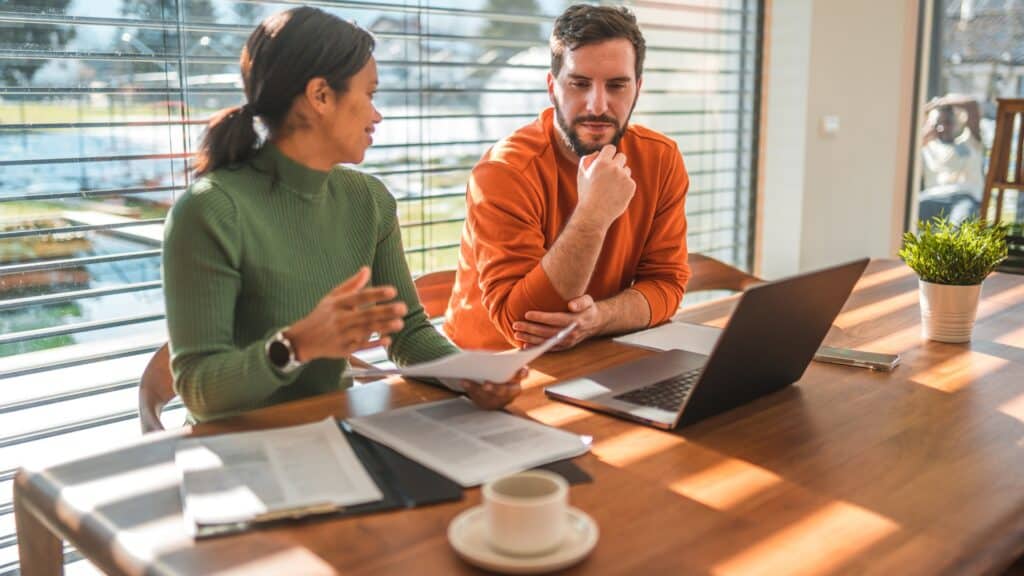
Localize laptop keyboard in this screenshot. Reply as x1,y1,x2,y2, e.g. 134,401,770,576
613,368,702,412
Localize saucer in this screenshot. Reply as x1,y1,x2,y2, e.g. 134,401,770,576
448,506,599,574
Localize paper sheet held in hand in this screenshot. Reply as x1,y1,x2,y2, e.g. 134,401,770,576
344,322,577,382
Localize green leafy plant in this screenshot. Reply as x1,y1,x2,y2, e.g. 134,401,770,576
899,217,1007,285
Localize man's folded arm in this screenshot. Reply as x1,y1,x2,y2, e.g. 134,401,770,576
468,162,572,345
632,279,685,326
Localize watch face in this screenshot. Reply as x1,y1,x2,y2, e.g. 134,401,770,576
268,339,291,368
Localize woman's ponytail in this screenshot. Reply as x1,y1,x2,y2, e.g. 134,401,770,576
193,103,259,177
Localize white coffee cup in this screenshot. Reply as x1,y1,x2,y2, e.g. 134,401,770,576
482,470,569,557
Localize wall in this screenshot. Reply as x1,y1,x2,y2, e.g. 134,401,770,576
758,0,921,278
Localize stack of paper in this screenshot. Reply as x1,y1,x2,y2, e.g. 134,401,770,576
614,321,723,354
348,398,590,487
615,321,872,368
176,418,382,536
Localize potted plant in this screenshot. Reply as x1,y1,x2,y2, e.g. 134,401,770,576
899,217,1007,343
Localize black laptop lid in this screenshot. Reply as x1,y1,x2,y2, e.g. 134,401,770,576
676,258,869,427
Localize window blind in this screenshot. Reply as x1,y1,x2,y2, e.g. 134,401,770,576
0,0,762,572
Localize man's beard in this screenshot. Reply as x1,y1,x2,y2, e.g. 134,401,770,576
554,103,631,157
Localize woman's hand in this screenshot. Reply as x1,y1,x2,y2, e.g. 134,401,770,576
287,267,407,361
462,367,528,410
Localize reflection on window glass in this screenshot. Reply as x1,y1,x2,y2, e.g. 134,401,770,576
919,0,1024,225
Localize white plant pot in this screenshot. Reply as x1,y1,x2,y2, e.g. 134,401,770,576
918,280,982,343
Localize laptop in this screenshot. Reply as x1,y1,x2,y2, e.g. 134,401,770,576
544,258,870,429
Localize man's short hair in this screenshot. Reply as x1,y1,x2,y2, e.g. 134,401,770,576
550,4,647,80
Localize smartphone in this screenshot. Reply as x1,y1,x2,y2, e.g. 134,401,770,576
813,346,901,371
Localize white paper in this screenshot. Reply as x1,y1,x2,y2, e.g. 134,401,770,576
613,321,723,354
176,417,382,531
344,322,577,382
616,320,842,365
347,398,590,487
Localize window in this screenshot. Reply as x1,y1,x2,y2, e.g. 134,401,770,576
914,0,1024,225
0,1,762,572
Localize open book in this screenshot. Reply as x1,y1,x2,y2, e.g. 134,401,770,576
176,418,383,537
347,397,590,487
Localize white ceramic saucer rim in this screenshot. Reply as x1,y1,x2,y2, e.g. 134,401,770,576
448,505,598,575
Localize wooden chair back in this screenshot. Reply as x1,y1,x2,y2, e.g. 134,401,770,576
139,343,174,433
686,253,762,293
414,269,456,319
981,98,1024,224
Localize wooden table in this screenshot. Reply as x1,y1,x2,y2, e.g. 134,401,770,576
15,260,1024,575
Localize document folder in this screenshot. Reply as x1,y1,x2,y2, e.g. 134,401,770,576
190,422,463,539
335,421,464,516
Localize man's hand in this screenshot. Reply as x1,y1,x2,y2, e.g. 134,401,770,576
574,145,636,232
462,367,527,410
514,295,605,351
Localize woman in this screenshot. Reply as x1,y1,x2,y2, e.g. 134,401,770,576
163,6,521,422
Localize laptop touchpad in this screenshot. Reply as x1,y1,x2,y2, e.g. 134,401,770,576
549,349,708,400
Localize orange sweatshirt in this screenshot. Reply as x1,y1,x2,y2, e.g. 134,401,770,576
443,108,691,350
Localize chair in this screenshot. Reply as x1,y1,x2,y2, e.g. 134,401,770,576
412,269,457,320
980,98,1024,224
685,253,763,293
139,343,174,433
139,271,459,433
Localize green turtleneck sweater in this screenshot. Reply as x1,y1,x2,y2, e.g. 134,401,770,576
162,143,458,422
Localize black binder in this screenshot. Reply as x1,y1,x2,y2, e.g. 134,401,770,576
335,421,464,516
337,422,592,515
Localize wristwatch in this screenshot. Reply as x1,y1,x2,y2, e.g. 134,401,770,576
266,328,304,373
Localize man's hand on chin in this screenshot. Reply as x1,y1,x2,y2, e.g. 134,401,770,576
514,295,605,351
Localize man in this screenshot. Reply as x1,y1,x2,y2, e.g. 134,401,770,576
919,94,984,224
443,4,690,351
